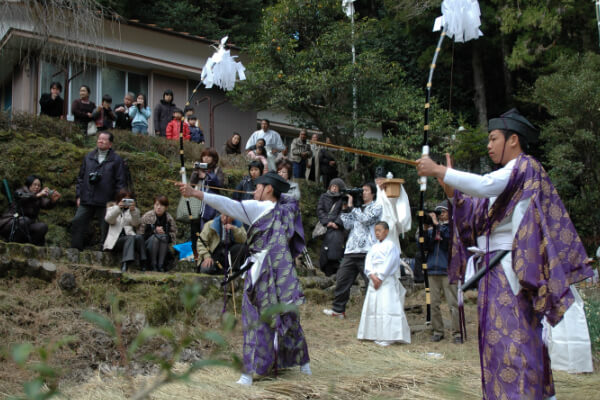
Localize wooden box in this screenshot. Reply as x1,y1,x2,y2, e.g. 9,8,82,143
381,178,405,198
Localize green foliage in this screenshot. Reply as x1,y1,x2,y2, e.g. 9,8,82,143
581,287,600,358
533,52,600,247
6,337,75,400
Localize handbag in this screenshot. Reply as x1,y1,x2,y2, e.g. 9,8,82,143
311,202,337,239
87,121,97,135
176,191,204,222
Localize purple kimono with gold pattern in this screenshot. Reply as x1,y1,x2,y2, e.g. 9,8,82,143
242,194,309,375
449,154,592,400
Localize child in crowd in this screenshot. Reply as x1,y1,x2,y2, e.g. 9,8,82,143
188,115,205,144
357,221,411,346
128,93,152,135
166,108,190,140
184,105,194,122
92,94,116,130
247,138,269,172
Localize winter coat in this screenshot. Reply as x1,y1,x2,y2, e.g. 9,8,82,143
423,223,450,275
153,99,176,137
289,138,312,163
76,149,127,207
319,149,337,179
103,204,141,250
128,106,152,128
71,99,96,128
317,192,346,261
114,103,132,130
197,217,246,263
166,119,190,140
233,176,256,201
39,94,64,118
190,126,205,143
91,106,116,130
0,186,55,232
190,168,224,222
137,210,177,244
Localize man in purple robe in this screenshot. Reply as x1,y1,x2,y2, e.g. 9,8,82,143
177,171,310,385
416,109,593,400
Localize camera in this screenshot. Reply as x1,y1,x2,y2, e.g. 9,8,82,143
423,209,441,226
122,198,135,207
47,189,55,196
194,162,208,170
341,187,364,207
88,171,102,185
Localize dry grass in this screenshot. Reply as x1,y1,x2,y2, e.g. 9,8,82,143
59,293,600,400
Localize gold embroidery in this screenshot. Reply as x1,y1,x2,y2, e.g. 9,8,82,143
559,228,573,245
487,330,501,345
548,278,562,294
498,291,512,306
496,315,503,329
510,329,529,344
500,367,518,383
538,285,547,296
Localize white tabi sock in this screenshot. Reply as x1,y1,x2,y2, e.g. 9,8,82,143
236,373,253,386
300,362,312,375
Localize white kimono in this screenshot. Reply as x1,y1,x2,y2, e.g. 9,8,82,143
357,238,411,344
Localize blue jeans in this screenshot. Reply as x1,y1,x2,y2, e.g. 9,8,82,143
132,124,148,134
292,160,306,179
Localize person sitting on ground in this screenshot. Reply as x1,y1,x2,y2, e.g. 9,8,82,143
188,115,205,144
91,94,116,131
357,221,411,346
276,159,300,201
138,195,177,272
197,213,247,275
0,175,61,246
114,92,135,130
103,189,146,272
223,132,242,155
233,160,264,202
165,108,190,140
39,81,64,118
317,178,347,276
153,89,176,137
128,93,152,135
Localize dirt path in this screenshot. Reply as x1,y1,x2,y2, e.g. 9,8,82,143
61,297,599,400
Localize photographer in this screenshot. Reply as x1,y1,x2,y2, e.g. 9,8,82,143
422,200,460,343
71,132,127,250
323,182,382,318
197,213,247,275
316,178,347,276
138,195,177,272
0,175,61,246
114,92,135,130
128,93,152,135
103,189,146,272
189,148,224,257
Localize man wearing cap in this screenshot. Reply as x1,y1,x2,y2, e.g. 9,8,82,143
423,200,460,344
176,171,311,386
417,109,592,400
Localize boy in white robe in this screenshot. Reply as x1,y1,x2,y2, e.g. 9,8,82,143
357,221,411,346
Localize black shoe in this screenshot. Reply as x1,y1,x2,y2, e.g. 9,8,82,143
121,262,128,272
431,334,444,342
453,337,463,344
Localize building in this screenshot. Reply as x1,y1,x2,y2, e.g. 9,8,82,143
0,7,256,149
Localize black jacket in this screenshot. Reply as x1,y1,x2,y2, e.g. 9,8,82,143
319,149,337,178
233,176,256,201
114,103,132,130
317,192,346,262
39,94,64,117
153,100,176,137
76,149,127,207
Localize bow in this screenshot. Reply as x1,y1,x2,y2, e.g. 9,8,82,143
417,0,483,329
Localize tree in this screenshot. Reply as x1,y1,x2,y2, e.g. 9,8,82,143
230,0,439,144
533,52,600,249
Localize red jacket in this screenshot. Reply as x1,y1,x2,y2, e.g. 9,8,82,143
166,119,190,140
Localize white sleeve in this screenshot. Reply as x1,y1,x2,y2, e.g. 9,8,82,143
274,132,286,150
245,132,257,150
443,160,515,198
376,242,400,280
202,193,271,225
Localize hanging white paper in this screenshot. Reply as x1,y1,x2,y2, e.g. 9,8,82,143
433,0,483,43
201,36,246,91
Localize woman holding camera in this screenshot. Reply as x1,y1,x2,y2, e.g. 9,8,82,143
128,93,152,135
316,178,346,276
0,175,61,246
138,195,177,272
189,148,224,260
103,189,146,272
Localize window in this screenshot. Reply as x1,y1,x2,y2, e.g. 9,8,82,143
70,65,98,105
39,61,66,100
128,72,148,97
101,67,126,105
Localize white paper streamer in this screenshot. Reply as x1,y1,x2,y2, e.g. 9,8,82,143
201,36,246,91
342,0,355,17
433,0,483,43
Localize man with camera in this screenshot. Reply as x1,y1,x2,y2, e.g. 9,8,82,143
323,182,382,318
71,131,127,250
423,200,461,343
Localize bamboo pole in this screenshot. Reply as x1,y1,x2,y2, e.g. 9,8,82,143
310,140,418,167
165,179,252,195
